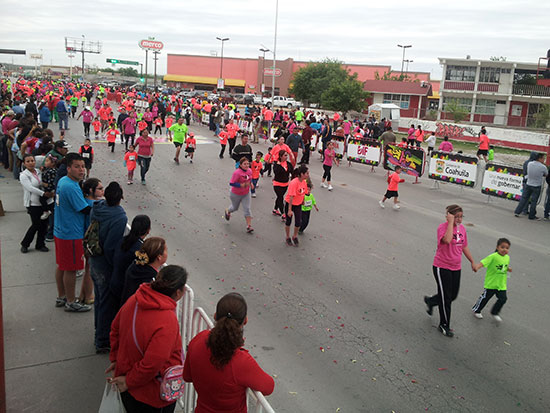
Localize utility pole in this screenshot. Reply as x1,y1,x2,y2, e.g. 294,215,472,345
272,0,279,101
64,36,102,80
144,49,148,88
216,37,229,90
397,44,412,76
153,51,160,90
260,46,270,94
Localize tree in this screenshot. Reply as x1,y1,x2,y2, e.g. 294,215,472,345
118,67,139,77
533,104,550,129
445,99,469,123
374,70,410,82
290,59,369,113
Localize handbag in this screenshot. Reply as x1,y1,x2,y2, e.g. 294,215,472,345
132,303,185,402
98,383,125,413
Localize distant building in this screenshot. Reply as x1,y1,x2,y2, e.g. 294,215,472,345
363,79,433,118
438,57,550,127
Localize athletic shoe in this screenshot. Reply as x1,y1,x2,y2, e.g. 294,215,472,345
424,296,433,316
292,237,299,246
76,270,84,278
190,160,193,164
544,217,549,221
95,347,110,355
40,210,51,220
20,246,29,253
298,230,304,235
438,324,454,337
55,297,67,308
45,237,54,242
37,246,49,252
272,209,281,216
514,214,520,217
379,201,385,209
286,238,293,246
64,301,91,312
393,204,400,210
320,182,328,188
473,312,483,319
281,214,286,221
327,185,333,191
251,193,257,198
224,209,231,221
529,217,541,221
174,158,179,164
141,180,146,185
127,181,132,185
246,226,254,233
492,314,502,323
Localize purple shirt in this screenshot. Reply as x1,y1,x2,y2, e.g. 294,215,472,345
81,110,93,123
230,167,252,196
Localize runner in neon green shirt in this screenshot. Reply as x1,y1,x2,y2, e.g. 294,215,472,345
295,108,304,123
169,117,188,164
472,238,512,321
70,96,79,118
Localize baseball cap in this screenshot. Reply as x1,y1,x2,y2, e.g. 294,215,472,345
54,140,71,149
188,132,195,137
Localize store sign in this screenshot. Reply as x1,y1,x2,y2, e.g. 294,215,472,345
428,151,478,187
347,138,381,166
139,40,164,50
481,163,523,201
384,144,425,177
264,67,282,77
30,54,43,60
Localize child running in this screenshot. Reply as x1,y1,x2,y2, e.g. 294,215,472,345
92,117,101,138
299,178,318,234
472,238,512,322
250,151,263,198
153,116,163,136
218,126,229,159
105,123,121,153
184,132,196,163
124,144,138,185
165,114,174,140
321,141,338,191
263,147,273,177
379,166,405,210
284,165,309,246
78,138,94,178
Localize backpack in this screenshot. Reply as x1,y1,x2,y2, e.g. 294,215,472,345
83,220,103,257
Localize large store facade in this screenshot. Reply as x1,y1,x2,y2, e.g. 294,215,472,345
163,54,430,97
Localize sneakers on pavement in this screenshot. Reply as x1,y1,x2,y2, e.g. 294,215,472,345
20,246,29,253
292,237,299,246
40,210,51,220
438,324,454,337
473,312,483,319
251,193,257,198
320,182,328,188
393,204,400,210
64,301,92,312
379,201,385,209
55,297,67,308
224,209,231,221
286,238,293,246
492,314,502,323
327,185,333,191
424,296,433,316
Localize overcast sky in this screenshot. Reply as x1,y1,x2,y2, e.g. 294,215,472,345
1,0,549,80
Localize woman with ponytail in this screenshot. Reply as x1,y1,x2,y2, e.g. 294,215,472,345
120,237,167,305
183,293,274,412
111,215,151,309
108,264,188,413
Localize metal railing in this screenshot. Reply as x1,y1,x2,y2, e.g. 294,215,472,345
512,83,550,97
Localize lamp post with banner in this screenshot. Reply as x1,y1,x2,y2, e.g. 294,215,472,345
216,37,229,90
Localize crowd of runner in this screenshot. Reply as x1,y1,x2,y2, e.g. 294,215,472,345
0,75,548,410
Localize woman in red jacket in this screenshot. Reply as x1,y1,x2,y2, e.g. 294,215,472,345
107,265,188,413
183,293,275,413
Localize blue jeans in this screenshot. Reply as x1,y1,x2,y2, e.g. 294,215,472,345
138,156,151,181
58,112,69,130
514,185,541,219
90,261,117,349
251,178,259,194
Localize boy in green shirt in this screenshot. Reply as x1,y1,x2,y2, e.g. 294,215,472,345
298,179,319,234
472,238,512,322
488,145,495,161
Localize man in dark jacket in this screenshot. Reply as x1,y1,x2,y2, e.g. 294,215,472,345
89,182,128,353
231,134,253,163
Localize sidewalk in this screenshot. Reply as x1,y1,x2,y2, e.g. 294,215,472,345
0,174,107,412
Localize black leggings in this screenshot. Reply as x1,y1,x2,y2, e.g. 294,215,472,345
273,185,287,214
154,125,162,134
83,122,90,136
322,164,332,181
120,391,176,413
284,203,302,227
124,134,135,149
426,266,461,328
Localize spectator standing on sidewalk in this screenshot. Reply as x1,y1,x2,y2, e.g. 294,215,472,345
90,182,128,353
56,97,69,131
53,153,92,312
514,153,547,220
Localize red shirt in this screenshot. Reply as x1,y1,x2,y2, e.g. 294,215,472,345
285,177,308,205
183,330,274,413
110,284,182,408
218,131,229,145
387,172,404,191
226,123,239,139
479,134,489,150
106,129,120,143
251,160,263,179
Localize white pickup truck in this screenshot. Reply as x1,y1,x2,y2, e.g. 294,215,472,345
263,95,303,108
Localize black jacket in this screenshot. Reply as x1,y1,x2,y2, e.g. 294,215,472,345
232,144,253,162
273,162,294,184
121,262,157,306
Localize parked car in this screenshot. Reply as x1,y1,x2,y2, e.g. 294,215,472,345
263,95,303,108
233,93,245,104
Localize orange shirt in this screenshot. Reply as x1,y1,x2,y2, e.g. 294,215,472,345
98,107,110,121
251,160,263,179
387,172,404,191
124,150,137,170
154,118,163,126
138,121,148,131
106,129,120,143
92,120,101,132
226,123,239,138
284,177,307,205
264,109,273,121
218,131,228,145
479,134,489,150
185,137,196,149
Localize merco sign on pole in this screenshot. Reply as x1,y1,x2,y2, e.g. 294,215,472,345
139,39,163,88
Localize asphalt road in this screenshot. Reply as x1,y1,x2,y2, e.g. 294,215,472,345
61,113,549,412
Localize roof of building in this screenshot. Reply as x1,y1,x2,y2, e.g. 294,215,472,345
363,80,432,96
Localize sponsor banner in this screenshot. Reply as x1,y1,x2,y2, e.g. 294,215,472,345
139,40,164,50
347,138,381,166
331,136,346,159
134,100,148,109
238,120,250,131
201,113,209,124
428,151,478,187
481,163,524,201
384,144,425,177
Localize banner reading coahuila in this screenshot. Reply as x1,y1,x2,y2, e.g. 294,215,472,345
428,151,478,187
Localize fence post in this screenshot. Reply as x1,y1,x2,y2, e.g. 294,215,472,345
0,240,6,413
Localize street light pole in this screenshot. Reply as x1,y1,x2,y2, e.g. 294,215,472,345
216,37,229,90
260,47,270,94
81,34,85,78
271,0,279,101
397,44,412,76
404,59,413,73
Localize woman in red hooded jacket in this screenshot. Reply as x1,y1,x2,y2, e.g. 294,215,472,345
107,265,188,413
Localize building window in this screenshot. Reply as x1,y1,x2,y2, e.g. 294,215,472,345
442,97,473,111
445,65,476,82
479,67,501,83
475,99,496,114
383,93,410,109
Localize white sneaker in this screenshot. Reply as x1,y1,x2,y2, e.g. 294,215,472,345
393,204,400,210
320,182,328,188
327,185,333,191
473,312,483,319
251,193,257,198
493,314,502,323
379,201,385,209
40,210,51,220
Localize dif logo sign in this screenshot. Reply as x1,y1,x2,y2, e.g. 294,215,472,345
139,40,164,50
